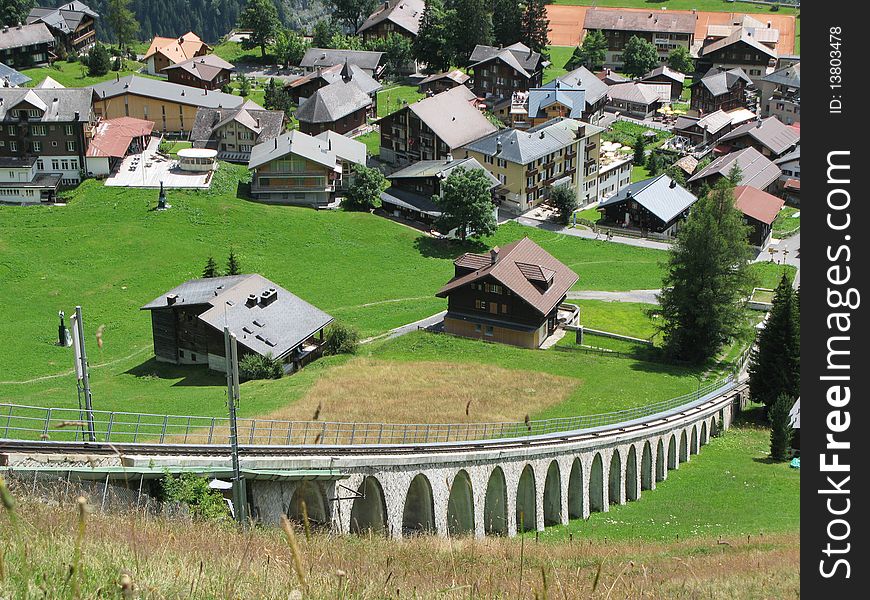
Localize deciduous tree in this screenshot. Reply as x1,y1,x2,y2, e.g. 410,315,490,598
667,45,694,75
550,184,577,226
0,0,34,28
106,0,139,51
328,0,379,32
622,35,659,77
274,28,309,67
435,167,497,240
344,164,387,211
413,0,452,72
566,29,606,71
238,0,280,58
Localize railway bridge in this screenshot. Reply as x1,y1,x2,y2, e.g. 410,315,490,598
0,379,748,539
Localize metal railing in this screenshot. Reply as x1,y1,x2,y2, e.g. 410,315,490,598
0,376,737,447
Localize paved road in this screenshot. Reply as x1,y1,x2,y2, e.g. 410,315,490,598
515,216,673,251
567,290,660,304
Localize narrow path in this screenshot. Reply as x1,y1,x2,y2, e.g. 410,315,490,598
361,311,446,344
567,290,660,304
514,216,673,251
0,346,149,385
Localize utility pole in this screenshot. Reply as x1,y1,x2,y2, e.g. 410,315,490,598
224,326,246,526
70,306,95,442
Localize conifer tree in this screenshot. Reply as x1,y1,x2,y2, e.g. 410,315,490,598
202,256,219,278
413,0,452,72
768,392,794,461
566,30,606,71
520,0,550,59
492,0,522,47
447,0,492,61
226,250,241,276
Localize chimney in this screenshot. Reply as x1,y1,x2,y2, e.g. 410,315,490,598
274,138,278,149
245,293,257,307
767,21,772,28
490,247,499,264
575,124,585,139
256,117,260,128
445,152,453,162
496,137,502,154
756,116,763,127
539,131,545,139
74,111,79,121
669,178,677,188
384,1,389,9
166,294,178,305
260,287,278,306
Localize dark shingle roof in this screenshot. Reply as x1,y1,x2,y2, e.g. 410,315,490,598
388,157,500,188
191,104,285,148
436,237,579,316
358,0,424,36
462,118,603,165
141,274,333,360
761,62,800,88
0,87,92,122
295,79,372,124
718,116,799,156
527,82,585,120
641,65,686,84
286,62,382,96
584,8,696,34
699,27,777,59
546,65,609,107
300,48,383,72
27,2,98,34
403,85,497,150
688,147,781,189
696,67,752,97
0,22,54,51
91,75,249,109
161,54,235,81
599,174,698,223
469,42,546,78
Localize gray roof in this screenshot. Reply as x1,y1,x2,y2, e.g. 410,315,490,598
248,129,366,171
91,75,249,109
469,42,546,78
774,144,799,165
584,8,696,34
388,157,500,188
527,82,585,120
418,69,470,86
641,65,686,84
718,116,799,156
141,274,333,360
699,27,777,59
0,87,92,122
546,66,609,107
0,61,30,87
161,54,235,81
300,48,383,71
287,62,382,97
606,82,669,105
191,104,285,147
0,22,54,51
380,188,441,216
462,117,603,165
405,85,498,150
295,79,372,124
696,67,752,97
358,0,424,36
599,174,697,223
688,146,781,189
761,62,800,88
27,2,98,34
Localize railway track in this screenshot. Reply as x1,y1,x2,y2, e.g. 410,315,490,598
0,383,746,459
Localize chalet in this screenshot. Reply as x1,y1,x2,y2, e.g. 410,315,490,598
640,65,686,99
774,144,800,193
511,80,586,130
141,274,334,373
0,87,95,186
358,0,424,41
0,156,61,204
418,69,470,96
191,103,285,163
597,174,697,236
0,22,54,69
673,107,755,148
162,54,234,91
468,42,548,118
758,62,800,125
300,48,384,77
380,157,500,226
0,61,31,87
582,8,697,70
436,237,579,349
295,78,373,136
285,62,381,106
696,24,777,83
91,75,252,135
687,146,781,193
26,1,98,53
461,117,604,214
542,66,610,125
717,116,799,159
247,129,365,205
732,185,784,247
378,85,497,166
690,67,753,115
605,82,669,119
84,116,154,176
143,32,211,76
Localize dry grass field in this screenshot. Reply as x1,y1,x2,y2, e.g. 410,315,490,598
266,359,579,424
0,488,799,599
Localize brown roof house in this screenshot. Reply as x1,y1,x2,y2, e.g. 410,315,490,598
436,237,579,349
717,115,799,159
141,274,334,373
143,32,211,76
85,116,154,176
162,54,234,90
378,85,497,166
690,66,753,115
640,65,686,100
687,146,781,193
191,101,286,163
26,1,98,53
418,69,470,96
285,61,382,105
300,48,384,77
0,22,55,69
295,74,374,136
732,185,784,247
469,42,549,119
358,0,424,41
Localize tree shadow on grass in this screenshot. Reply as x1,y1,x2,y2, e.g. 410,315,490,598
124,358,225,388
414,236,488,259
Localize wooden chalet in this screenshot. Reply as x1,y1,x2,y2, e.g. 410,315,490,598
436,238,579,349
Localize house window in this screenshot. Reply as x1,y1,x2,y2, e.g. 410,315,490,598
65,125,74,136
67,141,76,152
31,125,46,136
7,125,15,135
9,141,16,152
475,299,487,311
31,141,41,152
501,304,508,314
52,160,59,170
37,160,44,170
474,324,482,333
485,326,494,337
28,109,41,118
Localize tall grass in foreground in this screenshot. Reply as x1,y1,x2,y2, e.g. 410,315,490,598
0,478,798,599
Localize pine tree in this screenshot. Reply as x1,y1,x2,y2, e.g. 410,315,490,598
435,167,497,240
657,177,753,363
239,0,280,58
447,0,492,62
413,0,452,72
520,0,550,59
566,30,606,71
87,44,112,77
226,250,241,276
492,0,522,47
749,273,800,410
622,35,659,77
633,136,646,167
106,0,139,51
202,256,219,278
768,392,793,461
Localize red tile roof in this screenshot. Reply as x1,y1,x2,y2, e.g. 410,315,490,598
733,185,785,225
86,117,154,158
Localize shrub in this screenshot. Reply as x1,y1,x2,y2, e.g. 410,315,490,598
238,353,283,380
162,473,231,521
87,43,111,77
323,323,360,356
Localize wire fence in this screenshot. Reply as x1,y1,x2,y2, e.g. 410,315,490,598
0,375,739,447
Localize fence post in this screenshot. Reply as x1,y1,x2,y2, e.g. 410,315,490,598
208,418,216,444
4,404,13,438
105,413,114,443
133,414,142,443
42,408,52,439
160,415,168,443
